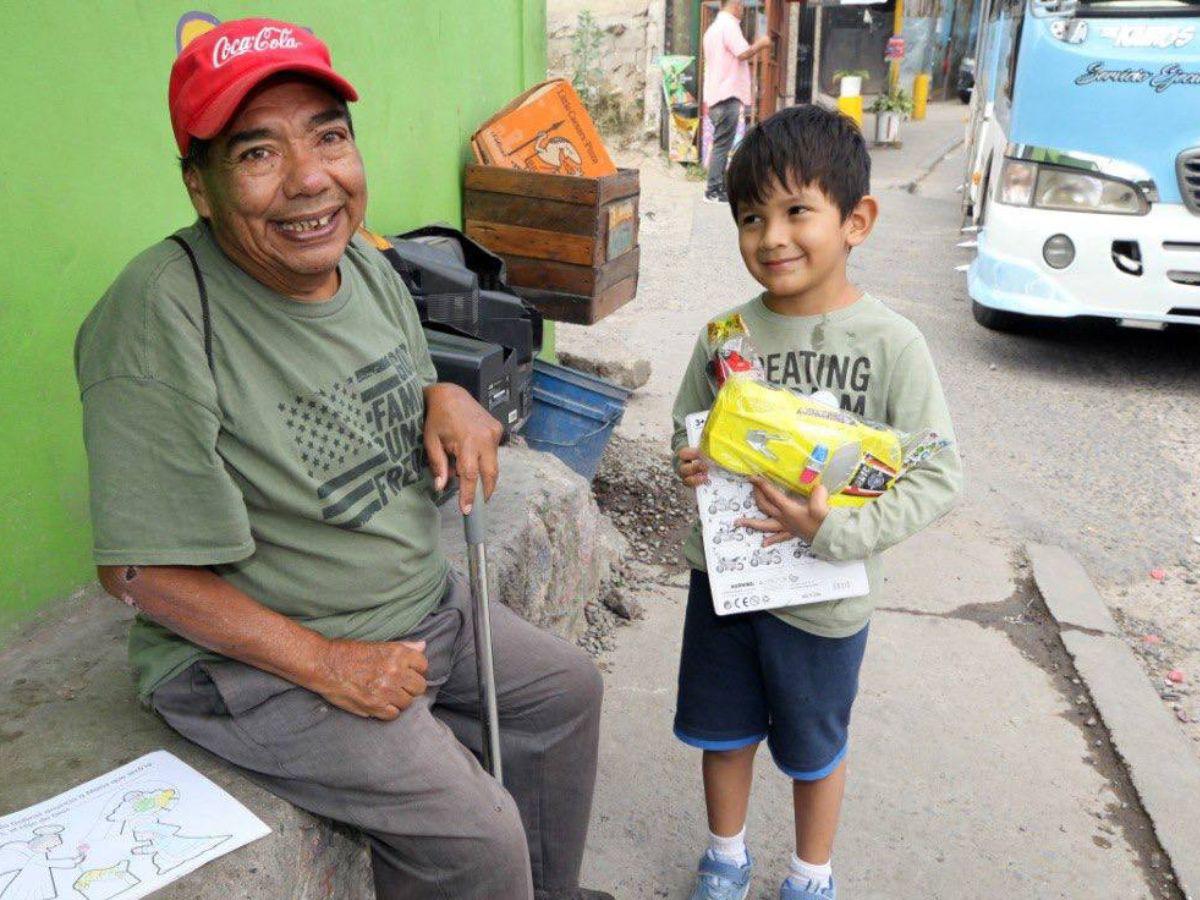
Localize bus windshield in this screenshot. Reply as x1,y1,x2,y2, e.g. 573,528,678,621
1077,0,1200,15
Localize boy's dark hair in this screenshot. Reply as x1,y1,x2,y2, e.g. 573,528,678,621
725,104,870,220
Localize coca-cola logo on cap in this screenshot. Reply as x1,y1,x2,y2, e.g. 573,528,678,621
212,26,302,68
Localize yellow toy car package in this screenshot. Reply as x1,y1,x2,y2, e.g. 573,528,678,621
700,315,950,508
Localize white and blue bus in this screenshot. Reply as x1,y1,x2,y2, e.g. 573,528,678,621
963,0,1200,332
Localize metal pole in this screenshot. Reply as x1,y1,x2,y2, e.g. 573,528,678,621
812,5,822,99
889,0,905,92
464,493,503,784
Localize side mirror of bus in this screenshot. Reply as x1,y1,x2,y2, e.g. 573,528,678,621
1030,0,1078,18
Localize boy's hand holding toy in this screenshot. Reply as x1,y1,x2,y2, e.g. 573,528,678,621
677,446,710,487
737,477,829,546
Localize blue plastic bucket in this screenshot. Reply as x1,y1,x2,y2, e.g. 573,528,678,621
522,360,632,481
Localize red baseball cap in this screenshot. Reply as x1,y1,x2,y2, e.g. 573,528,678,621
169,18,358,155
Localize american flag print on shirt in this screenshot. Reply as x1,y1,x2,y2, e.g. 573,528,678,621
278,344,428,530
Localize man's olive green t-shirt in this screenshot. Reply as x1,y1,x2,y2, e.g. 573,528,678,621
671,294,963,638
75,221,449,703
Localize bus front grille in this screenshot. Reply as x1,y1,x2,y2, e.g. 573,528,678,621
1167,271,1200,288
1179,148,1200,215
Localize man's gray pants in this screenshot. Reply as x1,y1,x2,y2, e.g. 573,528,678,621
152,572,603,899
706,97,742,197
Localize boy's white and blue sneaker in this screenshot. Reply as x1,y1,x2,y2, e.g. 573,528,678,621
779,874,836,899
689,849,754,900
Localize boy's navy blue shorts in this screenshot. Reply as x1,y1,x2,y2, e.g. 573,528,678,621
674,569,868,781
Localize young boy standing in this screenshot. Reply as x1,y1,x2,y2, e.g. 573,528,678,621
671,105,962,899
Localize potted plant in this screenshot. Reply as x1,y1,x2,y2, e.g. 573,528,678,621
832,69,869,98
869,88,914,145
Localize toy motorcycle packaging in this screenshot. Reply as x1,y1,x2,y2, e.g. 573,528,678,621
700,314,950,509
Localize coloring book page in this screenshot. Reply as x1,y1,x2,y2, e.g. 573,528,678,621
686,412,869,616
0,751,269,900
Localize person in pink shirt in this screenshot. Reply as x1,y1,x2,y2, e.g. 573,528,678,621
702,0,771,203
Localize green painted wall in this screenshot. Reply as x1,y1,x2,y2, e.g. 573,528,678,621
0,2,547,635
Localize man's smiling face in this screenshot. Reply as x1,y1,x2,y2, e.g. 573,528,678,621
183,77,366,301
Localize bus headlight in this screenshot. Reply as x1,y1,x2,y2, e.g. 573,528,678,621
997,159,1149,215
1036,169,1148,215
998,160,1037,206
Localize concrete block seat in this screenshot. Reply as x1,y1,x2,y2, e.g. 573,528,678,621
0,446,621,898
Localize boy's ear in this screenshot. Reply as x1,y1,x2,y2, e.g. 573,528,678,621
844,195,879,249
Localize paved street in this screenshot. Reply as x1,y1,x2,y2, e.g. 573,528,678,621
565,102,1198,899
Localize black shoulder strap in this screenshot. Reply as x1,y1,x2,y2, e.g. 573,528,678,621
166,235,215,374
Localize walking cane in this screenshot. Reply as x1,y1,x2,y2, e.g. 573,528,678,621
464,485,503,783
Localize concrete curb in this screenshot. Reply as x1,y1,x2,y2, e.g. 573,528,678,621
1028,543,1120,634
1028,542,1200,900
892,134,965,193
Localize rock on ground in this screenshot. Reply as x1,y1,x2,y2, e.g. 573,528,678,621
557,349,653,391
442,444,627,639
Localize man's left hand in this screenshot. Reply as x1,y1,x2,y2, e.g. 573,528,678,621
736,476,830,546
423,383,503,514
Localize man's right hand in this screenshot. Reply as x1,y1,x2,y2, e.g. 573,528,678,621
95,565,432,722
736,33,773,61
316,638,430,720
677,446,710,487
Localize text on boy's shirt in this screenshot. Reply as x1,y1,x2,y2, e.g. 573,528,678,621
760,350,871,416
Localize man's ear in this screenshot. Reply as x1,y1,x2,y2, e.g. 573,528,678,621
844,195,879,249
182,165,213,219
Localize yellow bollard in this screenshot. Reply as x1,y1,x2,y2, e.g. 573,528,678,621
889,0,905,93
912,72,930,121
837,94,863,129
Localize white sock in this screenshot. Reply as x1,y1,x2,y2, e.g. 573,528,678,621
787,853,832,888
708,826,748,866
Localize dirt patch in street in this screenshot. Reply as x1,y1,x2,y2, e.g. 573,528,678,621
593,435,694,572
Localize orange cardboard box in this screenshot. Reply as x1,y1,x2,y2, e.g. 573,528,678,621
472,79,617,178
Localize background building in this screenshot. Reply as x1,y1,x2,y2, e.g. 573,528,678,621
795,0,982,104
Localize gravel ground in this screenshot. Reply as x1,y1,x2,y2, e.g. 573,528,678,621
592,435,694,571
578,435,691,660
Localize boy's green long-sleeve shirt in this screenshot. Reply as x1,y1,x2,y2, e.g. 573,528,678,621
671,293,963,637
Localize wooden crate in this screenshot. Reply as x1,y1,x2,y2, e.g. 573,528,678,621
464,164,640,325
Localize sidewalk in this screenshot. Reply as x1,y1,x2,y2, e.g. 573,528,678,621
869,100,967,190
569,103,1177,898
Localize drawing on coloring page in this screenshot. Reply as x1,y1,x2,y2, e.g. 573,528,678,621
72,859,140,900
0,825,84,900
0,787,232,900
0,752,268,900
105,788,231,876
